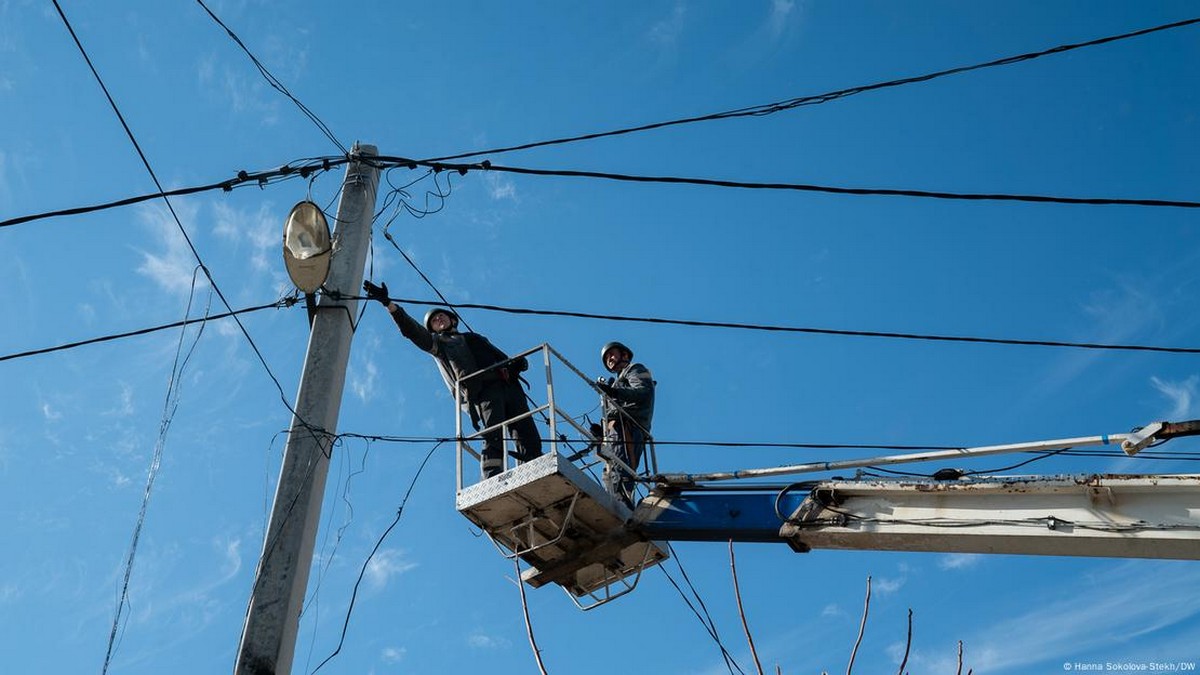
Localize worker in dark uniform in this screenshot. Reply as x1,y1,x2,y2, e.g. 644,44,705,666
363,280,542,479
594,340,655,507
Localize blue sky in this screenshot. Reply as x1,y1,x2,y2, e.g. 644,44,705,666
3,1,1200,673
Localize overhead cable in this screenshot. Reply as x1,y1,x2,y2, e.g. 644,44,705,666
310,441,444,674
195,0,349,155
0,300,292,364
51,0,302,418
374,294,1200,355
336,434,1200,461
660,544,746,675
102,268,209,675
385,157,1200,210
425,16,1200,162
0,158,346,230
7,288,1196,365
7,148,1196,234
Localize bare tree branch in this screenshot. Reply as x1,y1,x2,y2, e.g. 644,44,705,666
956,640,964,675
729,540,765,675
515,560,549,675
896,608,913,675
847,576,872,675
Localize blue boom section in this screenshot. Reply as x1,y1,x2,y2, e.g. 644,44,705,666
636,488,812,545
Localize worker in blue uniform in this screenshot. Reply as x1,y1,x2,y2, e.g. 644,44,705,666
364,280,542,479
594,340,655,507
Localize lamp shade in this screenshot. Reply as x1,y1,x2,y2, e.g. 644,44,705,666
282,201,332,293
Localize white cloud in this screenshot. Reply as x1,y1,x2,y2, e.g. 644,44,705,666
820,603,843,617
937,553,982,571
365,548,417,591
873,576,904,595
958,562,1200,673
380,646,406,664
767,0,796,40
77,302,97,324
41,403,62,421
102,382,136,417
648,1,687,49
212,201,279,273
483,172,518,202
198,53,281,126
1021,280,1165,408
105,465,133,489
467,632,510,649
214,317,242,338
351,360,379,403
1150,375,1198,419
135,203,205,296
0,150,9,205
351,335,382,403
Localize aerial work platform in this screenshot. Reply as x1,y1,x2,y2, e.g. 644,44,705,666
453,345,667,607
457,452,669,604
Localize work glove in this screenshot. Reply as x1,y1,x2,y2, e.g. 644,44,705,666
363,280,390,306
589,422,603,438
595,377,615,396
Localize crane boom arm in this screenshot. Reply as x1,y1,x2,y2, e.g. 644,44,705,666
636,474,1200,560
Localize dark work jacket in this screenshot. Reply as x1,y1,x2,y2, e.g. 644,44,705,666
388,305,516,405
603,362,655,432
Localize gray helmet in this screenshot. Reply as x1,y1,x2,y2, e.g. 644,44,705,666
424,307,459,332
600,341,632,372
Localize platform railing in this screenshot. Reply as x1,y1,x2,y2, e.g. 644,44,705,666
454,343,656,497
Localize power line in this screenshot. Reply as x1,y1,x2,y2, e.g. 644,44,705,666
51,0,302,419
660,544,746,675
0,300,293,364
376,231,476,334
386,157,1200,209
424,16,1200,162
195,0,349,156
310,441,444,674
5,272,1194,374
102,268,210,674
8,145,1196,234
370,294,1200,356
337,433,1200,461
0,158,345,230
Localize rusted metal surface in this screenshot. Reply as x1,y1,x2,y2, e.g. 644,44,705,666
779,474,1200,560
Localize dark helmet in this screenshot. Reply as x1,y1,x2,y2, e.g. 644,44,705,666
424,307,459,332
600,341,632,372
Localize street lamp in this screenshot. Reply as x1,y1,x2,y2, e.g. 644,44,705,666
282,201,332,293
282,201,332,326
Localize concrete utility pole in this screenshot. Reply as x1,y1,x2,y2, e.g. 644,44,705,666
235,144,380,675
